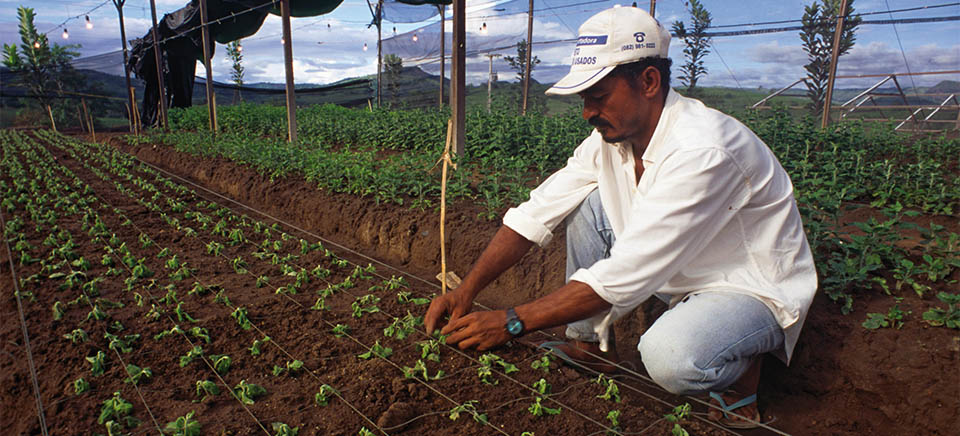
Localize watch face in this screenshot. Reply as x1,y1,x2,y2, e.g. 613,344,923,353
507,319,523,335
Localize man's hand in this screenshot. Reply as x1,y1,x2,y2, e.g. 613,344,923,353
424,289,474,336
441,310,512,351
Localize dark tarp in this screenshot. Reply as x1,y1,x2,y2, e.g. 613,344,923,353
129,0,454,127
129,0,345,127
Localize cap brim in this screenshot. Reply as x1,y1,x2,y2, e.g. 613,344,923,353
545,66,613,96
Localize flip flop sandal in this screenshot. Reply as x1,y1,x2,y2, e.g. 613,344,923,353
708,391,762,429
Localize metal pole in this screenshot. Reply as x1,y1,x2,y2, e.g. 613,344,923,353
522,0,533,115
377,0,383,107
439,4,445,109
821,0,849,129
452,0,465,155
148,0,168,130
199,0,217,133
649,0,656,15
112,0,135,133
280,0,297,143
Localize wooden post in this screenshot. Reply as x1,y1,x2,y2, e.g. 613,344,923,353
112,0,136,133
522,0,533,115
451,0,465,155
821,0,849,129
280,0,297,143
377,0,383,107
129,87,140,137
46,105,57,132
199,0,218,133
649,0,656,15
148,0,169,130
81,98,95,142
439,4,445,109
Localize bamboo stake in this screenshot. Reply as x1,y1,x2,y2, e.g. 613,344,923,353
46,105,57,132
81,98,96,142
440,118,453,295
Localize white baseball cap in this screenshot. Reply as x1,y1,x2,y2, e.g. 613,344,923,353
545,6,671,96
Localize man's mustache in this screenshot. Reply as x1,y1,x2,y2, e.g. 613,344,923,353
589,116,612,129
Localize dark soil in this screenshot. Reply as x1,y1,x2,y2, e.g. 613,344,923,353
1,131,957,435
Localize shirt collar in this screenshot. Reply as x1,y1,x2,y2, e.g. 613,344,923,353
640,88,681,167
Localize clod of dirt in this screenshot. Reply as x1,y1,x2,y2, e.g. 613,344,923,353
376,401,417,432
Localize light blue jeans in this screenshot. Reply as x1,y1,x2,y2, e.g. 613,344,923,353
564,189,784,395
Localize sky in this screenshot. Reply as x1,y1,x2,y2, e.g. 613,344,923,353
1,0,958,90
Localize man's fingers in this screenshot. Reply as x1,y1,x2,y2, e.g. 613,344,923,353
424,301,444,334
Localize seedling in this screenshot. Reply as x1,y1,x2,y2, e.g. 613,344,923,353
124,364,152,385
449,400,487,424
272,359,303,376
64,328,88,344
357,428,374,436
105,332,140,353
231,307,252,330
357,341,392,359
163,410,201,436
86,351,107,376
214,289,231,306
528,397,561,417
98,391,139,428
271,422,298,436
195,380,220,402
249,336,271,356
923,292,960,329
595,375,621,403
665,403,691,436
383,311,422,340
154,325,184,341
396,290,430,305
416,338,442,362
315,384,339,406
402,359,444,381
863,299,909,329
532,378,551,395
175,302,198,323
606,409,621,434
231,255,248,274
331,324,350,337
477,353,518,383
233,380,267,405
205,241,223,256
210,354,232,375
73,377,90,394
256,275,270,288
531,353,553,373
180,346,204,367
351,294,380,318
49,301,65,321
188,327,211,343
188,282,209,296
311,296,329,311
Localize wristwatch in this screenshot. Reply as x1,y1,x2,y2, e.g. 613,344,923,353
505,308,524,336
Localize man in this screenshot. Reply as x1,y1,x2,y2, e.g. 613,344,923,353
424,6,816,429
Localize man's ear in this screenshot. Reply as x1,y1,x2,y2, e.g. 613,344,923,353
639,66,662,99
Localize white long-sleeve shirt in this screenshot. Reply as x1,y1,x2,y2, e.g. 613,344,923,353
502,89,817,363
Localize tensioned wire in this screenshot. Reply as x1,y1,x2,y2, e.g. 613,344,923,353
119,138,775,435
67,133,617,436
33,131,277,435
11,130,239,435
61,132,631,435
45,132,511,436
0,136,52,436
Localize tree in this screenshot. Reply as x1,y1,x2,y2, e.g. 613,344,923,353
800,0,861,114
226,40,244,103
384,54,403,105
2,6,80,129
503,39,540,83
671,0,712,93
